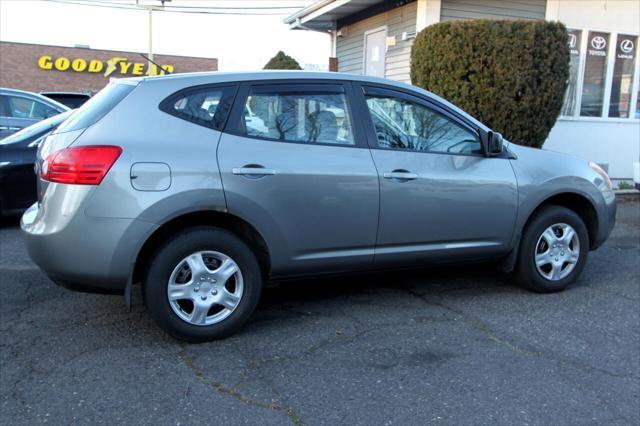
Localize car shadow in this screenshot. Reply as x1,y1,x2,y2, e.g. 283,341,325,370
0,214,21,228
255,262,517,315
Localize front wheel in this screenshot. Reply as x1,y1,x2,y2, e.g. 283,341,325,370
516,206,589,293
143,227,262,342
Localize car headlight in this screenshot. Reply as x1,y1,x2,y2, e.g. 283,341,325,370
590,162,613,191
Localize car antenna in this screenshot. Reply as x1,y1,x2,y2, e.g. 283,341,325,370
139,53,172,75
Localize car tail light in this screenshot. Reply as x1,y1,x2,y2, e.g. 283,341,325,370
41,145,122,185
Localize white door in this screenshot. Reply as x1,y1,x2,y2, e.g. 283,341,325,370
364,28,386,77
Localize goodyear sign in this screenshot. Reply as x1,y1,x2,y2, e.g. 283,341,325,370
37,55,174,77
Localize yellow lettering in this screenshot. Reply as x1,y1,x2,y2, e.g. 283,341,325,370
88,60,103,73
160,64,174,74
132,62,144,75
38,56,53,70
146,64,158,76
118,61,132,74
54,57,70,71
71,58,87,72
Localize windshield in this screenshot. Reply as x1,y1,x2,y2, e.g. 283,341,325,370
0,110,74,146
53,82,135,134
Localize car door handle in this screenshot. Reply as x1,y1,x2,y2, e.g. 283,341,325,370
383,170,418,180
232,165,277,178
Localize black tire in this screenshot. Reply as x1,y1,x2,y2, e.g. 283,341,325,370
516,205,589,293
143,227,262,342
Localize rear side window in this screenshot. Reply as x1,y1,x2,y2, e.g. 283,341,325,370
7,96,59,119
55,82,134,134
241,85,355,145
160,85,236,130
0,96,9,117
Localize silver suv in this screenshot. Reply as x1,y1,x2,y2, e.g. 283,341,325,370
21,72,617,341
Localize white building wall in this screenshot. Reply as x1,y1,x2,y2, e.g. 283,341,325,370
544,0,640,179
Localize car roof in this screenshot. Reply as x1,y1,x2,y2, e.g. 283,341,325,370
126,70,413,89
0,87,70,111
119,71,488,132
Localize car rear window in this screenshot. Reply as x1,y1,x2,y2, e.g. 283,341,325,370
54,82,134,134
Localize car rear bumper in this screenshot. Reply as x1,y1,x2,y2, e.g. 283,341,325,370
21,200,155,292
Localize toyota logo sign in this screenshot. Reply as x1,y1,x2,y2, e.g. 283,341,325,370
591,36,607,50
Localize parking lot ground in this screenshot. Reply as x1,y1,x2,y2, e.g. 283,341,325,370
1,198,638,426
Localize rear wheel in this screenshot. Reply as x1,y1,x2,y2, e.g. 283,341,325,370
516,206,589,293
143,227,262,342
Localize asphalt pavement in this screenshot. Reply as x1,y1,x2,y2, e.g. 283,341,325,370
1,198,638,425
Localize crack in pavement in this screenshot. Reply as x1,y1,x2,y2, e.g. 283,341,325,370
402,286,639,381
177,344,306,426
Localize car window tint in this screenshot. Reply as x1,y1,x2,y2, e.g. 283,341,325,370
160,86,235,130
243,90,355,145
365,95,482,155
55,83,134,134
0,110,72,146
7,96,59,120
0,96,9,116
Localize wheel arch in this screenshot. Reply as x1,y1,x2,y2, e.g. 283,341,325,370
131,210,272,288
525,192,599,249
500,190,599,273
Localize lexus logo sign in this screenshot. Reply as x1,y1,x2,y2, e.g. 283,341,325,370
620,39,634,54
591,36,607,50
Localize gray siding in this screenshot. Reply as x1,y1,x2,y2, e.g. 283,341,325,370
336,2,417,83
441,0,546,22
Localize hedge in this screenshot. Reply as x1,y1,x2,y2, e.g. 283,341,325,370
410,20,569,148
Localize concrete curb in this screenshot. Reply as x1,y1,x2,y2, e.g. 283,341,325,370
614,189,639,199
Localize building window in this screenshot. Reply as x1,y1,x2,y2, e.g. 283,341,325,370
561,29,583,116
637,85,640,119
561,29,639,120
609,34,637,118
580,31,610,117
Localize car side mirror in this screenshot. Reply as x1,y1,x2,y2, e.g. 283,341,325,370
487,131,503,156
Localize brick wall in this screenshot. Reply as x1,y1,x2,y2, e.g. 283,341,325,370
0,41,218,94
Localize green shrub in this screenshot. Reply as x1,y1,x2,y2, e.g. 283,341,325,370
263,51,302,70
617,181,634,190
410,20,569,148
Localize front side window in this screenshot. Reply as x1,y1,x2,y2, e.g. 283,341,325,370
580,31,610,117
365,95,481,155
243,88,355,145
609,34,638,118
7,96,59,120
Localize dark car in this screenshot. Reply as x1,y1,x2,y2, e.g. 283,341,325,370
41,92,92,109
0,110,73,216
0,88,69,139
